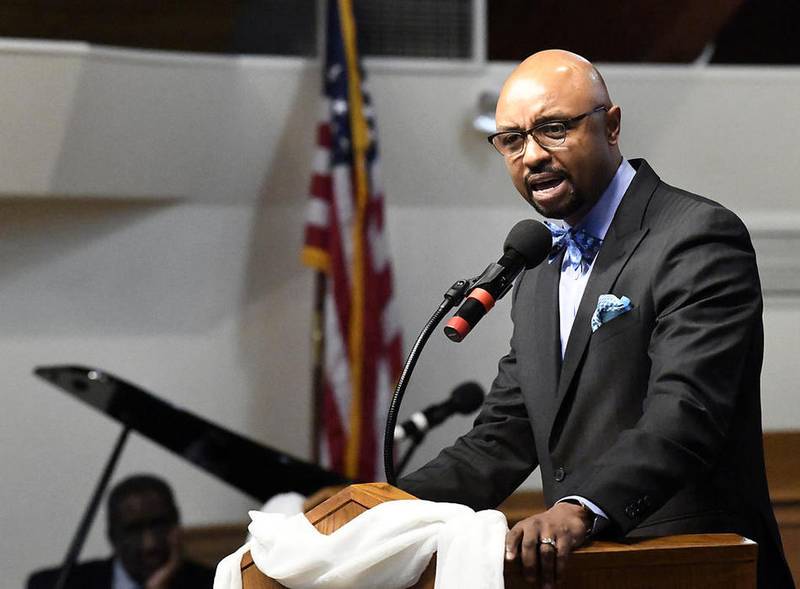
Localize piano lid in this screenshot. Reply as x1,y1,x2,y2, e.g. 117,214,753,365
34,365,349,502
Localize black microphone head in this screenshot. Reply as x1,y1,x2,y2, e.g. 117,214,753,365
503,219,552,269
450,381,485,414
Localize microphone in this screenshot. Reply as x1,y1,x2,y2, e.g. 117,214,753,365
394,381,485,442
444,219,552,342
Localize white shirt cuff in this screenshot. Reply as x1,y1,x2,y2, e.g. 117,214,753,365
557,495,608,520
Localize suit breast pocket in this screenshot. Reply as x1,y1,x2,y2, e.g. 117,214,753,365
590,306,641,345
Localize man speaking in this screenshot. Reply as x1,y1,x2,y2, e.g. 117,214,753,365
399,50,794,588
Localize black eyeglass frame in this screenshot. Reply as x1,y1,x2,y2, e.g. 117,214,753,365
487,105,609,156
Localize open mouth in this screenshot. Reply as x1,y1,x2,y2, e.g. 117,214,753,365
528,175,566,195
531,177,564,192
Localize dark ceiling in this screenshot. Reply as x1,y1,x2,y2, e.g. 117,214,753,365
0,0,798,64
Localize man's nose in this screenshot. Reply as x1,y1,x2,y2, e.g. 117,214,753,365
141,528,159,550
521,134,550,168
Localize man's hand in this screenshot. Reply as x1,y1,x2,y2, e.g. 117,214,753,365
144,528,181,589
505,502,592,588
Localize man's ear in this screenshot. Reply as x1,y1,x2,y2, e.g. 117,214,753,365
606,105,622,145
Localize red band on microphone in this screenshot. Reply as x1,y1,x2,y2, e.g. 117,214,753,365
468,288,496,311
445,316,472,340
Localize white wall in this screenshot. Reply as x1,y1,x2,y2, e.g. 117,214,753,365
1,40,799,586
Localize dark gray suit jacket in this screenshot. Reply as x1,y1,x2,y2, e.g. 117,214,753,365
26,557,214,589
400,159,794,588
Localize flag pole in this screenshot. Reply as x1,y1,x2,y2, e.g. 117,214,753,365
308,0,329,466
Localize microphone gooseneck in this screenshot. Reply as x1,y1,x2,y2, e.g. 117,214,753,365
383,279,471,486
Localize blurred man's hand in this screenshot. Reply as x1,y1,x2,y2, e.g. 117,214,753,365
144,528,181,589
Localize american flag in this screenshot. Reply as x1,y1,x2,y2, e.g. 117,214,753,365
302,0,403,481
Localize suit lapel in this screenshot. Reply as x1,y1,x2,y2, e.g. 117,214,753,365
530,250,562,399
546,159,659,447
556,227,648,398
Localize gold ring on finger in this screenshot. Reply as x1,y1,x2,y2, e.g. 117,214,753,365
539,537,557,549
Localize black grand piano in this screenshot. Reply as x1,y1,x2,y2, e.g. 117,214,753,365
34,365,349,589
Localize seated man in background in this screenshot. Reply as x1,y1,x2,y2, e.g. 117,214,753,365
27,474,213,589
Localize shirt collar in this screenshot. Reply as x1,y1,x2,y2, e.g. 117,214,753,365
112,557,141,589
551,158,636,239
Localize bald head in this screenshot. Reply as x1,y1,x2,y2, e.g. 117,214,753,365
494,50,622,224
498,50,612,130
497,49,611,128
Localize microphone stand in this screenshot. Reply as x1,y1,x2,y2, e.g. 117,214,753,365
384,278,473,486
395,433,424,478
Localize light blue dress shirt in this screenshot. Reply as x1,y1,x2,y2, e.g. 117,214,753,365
549,158,636,528
112,558,141,589
556,159,635,357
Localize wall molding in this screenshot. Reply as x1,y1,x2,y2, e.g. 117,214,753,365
743,212,800,296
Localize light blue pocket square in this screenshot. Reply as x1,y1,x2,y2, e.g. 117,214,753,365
591,294,632,332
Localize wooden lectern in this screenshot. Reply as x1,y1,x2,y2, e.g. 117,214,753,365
239,483,757,589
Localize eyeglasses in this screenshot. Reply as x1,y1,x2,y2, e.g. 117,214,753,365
488,105,609,157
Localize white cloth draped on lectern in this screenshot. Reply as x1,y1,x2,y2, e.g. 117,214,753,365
214,499,507,589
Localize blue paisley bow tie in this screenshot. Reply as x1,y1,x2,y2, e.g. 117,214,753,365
544,220,603,273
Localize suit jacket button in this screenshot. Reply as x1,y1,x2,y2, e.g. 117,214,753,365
554,467,566,482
